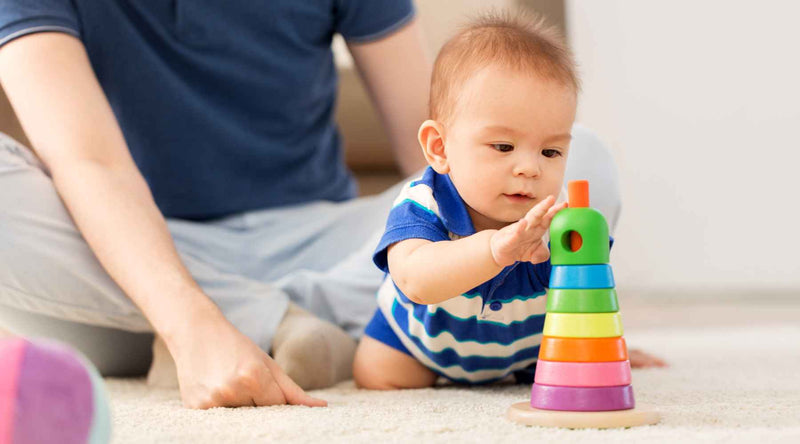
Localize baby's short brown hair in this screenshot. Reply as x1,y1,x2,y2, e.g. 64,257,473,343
430,11,579,123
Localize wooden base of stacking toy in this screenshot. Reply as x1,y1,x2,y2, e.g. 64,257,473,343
507,402,660,429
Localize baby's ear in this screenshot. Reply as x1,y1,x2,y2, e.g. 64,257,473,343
418,120,449,174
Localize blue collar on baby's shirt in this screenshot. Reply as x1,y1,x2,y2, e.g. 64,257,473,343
426,168,476,237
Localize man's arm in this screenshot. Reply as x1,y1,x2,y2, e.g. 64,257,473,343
0,32,323,409
347,18,431,175
0,32,213,347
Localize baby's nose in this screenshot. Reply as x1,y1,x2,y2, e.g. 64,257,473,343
513,156,541,177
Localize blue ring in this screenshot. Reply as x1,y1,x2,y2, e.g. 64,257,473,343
549,264,615,289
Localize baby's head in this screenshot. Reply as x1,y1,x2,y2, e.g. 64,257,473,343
419,12,579,231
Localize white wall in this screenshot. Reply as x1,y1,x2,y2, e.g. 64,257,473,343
567,0,800,294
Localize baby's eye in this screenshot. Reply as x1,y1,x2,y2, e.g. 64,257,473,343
542,148,562,158
491,143,514,153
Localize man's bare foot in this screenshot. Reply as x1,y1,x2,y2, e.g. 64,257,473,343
629,348,668,368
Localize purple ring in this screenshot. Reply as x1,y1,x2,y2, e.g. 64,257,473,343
14,340,94,444
530,383,635,411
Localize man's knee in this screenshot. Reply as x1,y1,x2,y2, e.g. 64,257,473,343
0,196,143,332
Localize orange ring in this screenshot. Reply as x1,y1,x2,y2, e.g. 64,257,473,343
539,336,628,362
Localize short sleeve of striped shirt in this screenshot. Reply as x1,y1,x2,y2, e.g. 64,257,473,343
372,173,451,273
0,0,80,48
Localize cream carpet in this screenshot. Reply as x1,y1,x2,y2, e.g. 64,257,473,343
106,299,800,443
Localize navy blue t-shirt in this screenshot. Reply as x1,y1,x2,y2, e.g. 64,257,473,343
0,0,414,220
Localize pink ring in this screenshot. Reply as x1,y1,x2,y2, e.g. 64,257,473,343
534,360,631,387
0,339,27,441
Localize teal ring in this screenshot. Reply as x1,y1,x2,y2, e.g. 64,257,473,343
549,264,615,289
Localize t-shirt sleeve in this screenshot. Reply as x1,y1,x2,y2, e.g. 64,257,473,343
334,0,414,43
372,194,450,274
0,0,80,48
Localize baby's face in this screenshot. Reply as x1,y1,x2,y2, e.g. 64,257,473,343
441,65,577,231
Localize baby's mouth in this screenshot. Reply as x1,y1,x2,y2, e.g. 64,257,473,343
503,193,535,203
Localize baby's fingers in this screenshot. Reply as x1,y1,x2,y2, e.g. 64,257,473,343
541,201,568,226
493,218,527,246
515,217,529,234
526,241,551,264
491,218,529,266
523,195,556,227
501,218,529,245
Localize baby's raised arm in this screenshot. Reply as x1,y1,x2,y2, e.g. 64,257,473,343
387,196,565,305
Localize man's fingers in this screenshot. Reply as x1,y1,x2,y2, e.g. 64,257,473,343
250,366,287,406
270,362,328,407
278,374,328,407
263,376,288,406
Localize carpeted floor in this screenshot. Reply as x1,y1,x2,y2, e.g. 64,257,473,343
107,298,800,443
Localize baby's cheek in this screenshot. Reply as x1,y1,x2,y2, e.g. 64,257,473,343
544,180,565,200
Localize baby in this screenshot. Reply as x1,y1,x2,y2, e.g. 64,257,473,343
353,13,660,389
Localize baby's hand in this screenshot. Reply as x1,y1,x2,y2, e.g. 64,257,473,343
489,195,567,267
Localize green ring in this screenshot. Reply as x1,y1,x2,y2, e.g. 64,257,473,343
546,288,619,313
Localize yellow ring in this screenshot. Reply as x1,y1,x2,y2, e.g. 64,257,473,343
542,312,623,338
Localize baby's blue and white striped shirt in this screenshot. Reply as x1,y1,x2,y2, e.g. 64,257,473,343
371,167,554,384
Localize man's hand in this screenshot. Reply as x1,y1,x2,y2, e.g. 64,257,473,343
169,311,327,409
490,195,567,267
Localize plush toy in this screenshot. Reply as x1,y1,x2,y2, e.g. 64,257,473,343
0,338,110,443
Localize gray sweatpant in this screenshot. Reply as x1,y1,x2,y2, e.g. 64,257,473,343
0,125,620,376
